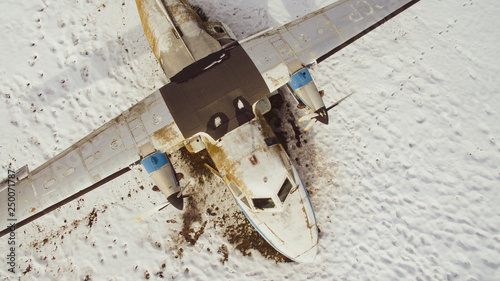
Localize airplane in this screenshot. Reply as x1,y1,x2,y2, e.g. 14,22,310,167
0,0,420,263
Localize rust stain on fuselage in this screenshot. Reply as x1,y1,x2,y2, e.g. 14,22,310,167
135,0,164,64
151,123,184,151
167,0,203,27
204,139,247,194
202,117,285,198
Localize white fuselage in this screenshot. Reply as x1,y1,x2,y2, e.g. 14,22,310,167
203,117,318,263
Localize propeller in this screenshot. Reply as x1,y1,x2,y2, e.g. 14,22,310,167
136,202,170,221
135,180,193,221
304,118,317,131
300,91,357,131
298,112,319,123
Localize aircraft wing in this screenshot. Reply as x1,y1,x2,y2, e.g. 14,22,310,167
240,0,420,92
0,90,185,236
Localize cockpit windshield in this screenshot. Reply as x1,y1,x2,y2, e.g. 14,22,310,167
278,178,293,203
252,198,276,210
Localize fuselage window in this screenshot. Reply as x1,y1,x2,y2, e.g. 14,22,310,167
278,178,293,203
264,137,279,147
252,198,276,210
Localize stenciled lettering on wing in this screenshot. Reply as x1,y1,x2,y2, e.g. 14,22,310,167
372,0,390,9
349,0,385,23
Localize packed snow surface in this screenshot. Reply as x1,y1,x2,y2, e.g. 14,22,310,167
1,0,500,280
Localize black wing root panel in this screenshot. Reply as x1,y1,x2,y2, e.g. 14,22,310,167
160,44,269,140
169,43,238,84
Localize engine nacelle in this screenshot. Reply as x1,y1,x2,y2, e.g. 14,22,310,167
289,68,328,124
141,152,184,210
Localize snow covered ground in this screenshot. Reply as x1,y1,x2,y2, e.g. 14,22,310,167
1,0,500,280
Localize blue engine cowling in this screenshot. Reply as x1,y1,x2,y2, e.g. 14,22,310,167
289,68,328,124
141,152,183,210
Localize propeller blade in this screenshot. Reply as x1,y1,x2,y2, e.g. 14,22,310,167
299,112,319,122
300,91,356,131
177,181,192,198
304,119,317,131
136,202,170,221
326,91,357,112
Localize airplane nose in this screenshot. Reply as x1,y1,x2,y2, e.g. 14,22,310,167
293,243,318,263
314,106,328,124
167,192,184,210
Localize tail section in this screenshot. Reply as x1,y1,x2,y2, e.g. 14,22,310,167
135,0,235,79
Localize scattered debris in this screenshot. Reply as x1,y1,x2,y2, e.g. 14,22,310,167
87,208,98,229
22,264,32,275
217,244,229,264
